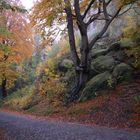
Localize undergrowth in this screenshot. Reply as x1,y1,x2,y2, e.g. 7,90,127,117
4,86,35,110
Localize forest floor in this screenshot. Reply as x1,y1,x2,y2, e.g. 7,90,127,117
24,79,140,131
1,79,140,131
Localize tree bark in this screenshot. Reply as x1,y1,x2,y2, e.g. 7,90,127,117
64,0,80,66
65,34,90,104
64,0,90,104
65,69,89,104
1,77,7,98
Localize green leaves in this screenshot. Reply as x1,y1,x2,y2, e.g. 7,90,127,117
0,44,10,54
0,27,12,37
0,0,27,13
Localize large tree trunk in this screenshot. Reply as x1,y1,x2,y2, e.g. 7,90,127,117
64,0,90,104
65,36,90,104
1,77,7,98
65,71,88,104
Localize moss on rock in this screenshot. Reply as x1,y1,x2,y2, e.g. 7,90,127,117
79,71,116,102
113,63,133,83
91,55,116,73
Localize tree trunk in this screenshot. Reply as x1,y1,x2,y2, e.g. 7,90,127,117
64,0,90,104
1,78,7,98
65,35,90,104
65,68,89,104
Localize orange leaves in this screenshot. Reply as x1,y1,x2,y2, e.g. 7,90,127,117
31,0,64,26
30,0,66,46
0,0,34,88
2,16,33,62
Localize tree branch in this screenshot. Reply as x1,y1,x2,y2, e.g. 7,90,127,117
89,7,122,49
64,0,80,66
74,0,87,36
102,0,110,20
133,6,140,15
86,6,102,25
106,0,112,6
82,0,95,19
117,4,133,16
107,4,133,18
74,0,83,22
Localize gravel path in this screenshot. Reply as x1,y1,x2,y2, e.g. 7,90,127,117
0,111,139,140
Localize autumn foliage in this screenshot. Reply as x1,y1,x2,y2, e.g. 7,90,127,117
0,0,34,97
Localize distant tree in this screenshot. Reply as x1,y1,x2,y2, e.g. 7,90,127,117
0,0,33,98
32,0,139,103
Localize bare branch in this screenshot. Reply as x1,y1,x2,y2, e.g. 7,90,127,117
133,6,140,15
106,0,112,6
82,0,95,19
108,4,133,18
86,12,101,25
102,0,110,20
74,0,87,36
117,4,133,16
86,0,112,26
86,3,102,26
89,6,122,49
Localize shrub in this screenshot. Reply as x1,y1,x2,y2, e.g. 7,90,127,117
38,77,67,102
121,17,140,68
4,86,35,110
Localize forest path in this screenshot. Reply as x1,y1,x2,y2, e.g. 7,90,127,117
0,111,140,140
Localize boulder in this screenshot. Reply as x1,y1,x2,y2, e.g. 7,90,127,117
120,40,134,49
107,50,127,62
91,55,117,73
79,71,116,102
91,48,109,58
108,42,121,51
60,70,75,87
58,59,73,72
113,63,133,83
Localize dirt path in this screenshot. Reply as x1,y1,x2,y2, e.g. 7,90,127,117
0,111,139,140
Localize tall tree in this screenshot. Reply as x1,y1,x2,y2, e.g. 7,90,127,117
0,0,33,98
32,0,139,103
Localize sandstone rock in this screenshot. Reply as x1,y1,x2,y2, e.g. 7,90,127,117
91,55,116,73
113,63,133,83
79,72,115,101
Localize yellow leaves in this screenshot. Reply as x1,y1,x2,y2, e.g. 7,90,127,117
0,15,6,28
0,60,19,89
126,45,140,68
0,2,34,90
31,0,64,26
0,50,4,58
121,15,140,68
122,16,137,40
122,0,138,5
31,0,66,45
117,0,139,7
4,86,34,109
36,58,58,78
38,77,66,102
80,0,89,9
